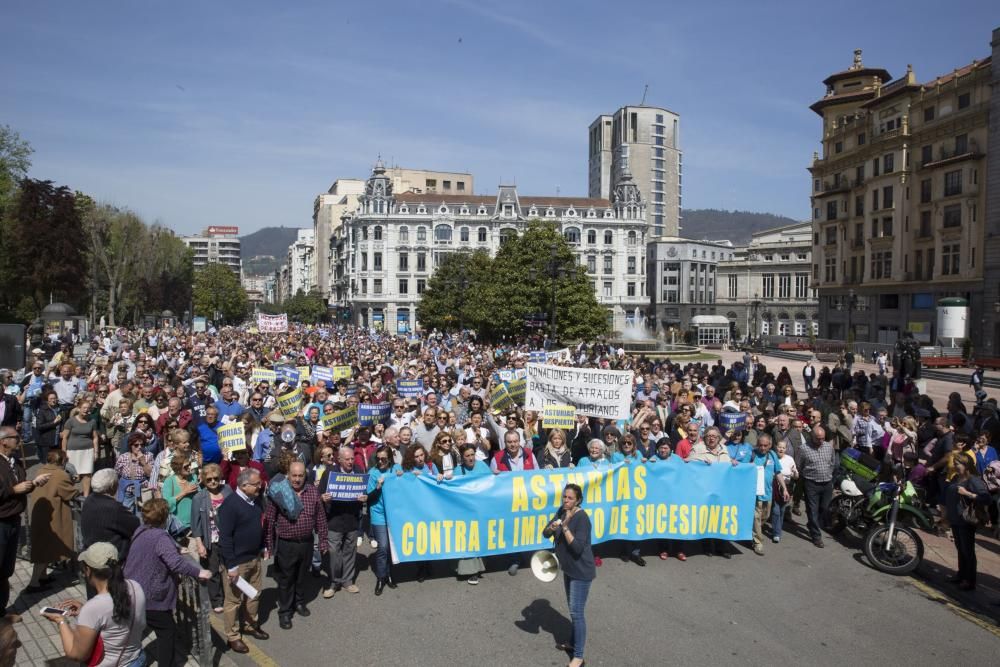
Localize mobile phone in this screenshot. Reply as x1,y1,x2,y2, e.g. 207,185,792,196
40,606,68,616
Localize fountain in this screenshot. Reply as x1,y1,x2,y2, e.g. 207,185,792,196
612,317,701,358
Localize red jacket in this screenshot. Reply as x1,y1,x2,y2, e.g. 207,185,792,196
220,460,269,492
492,448,537,472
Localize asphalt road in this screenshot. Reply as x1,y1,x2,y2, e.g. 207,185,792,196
225,518,999,667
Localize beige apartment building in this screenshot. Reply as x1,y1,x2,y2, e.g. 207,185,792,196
809,41,994,348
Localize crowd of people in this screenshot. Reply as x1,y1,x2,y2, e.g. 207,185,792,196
0,324,998,666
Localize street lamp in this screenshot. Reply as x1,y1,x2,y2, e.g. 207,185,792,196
835,289,859,346
749,292,762,345
529,243,567,345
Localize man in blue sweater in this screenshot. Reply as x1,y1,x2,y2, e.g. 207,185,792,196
217,467,269,654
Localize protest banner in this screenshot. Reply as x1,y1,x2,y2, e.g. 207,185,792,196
508,376,526,405
332,366,353,380
358,402,392,427
545,348,571,362
249,368,277,386
217,421,247,458
311,366,334,384
490,383,513,412
495,368,527,383
395,378,424,398
192,317,207,333
529,351,547,364
297,366,311,382
542,404,576,429
718,411,746,433
321,406,358,432
274,364,300,385
326,471,370,501
383,459,755,563
277,387,302,420
525,363,633,420
257,313,288,333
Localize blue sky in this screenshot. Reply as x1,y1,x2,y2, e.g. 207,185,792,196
1,1,995,235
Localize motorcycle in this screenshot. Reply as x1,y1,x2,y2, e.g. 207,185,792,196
863,481,925,575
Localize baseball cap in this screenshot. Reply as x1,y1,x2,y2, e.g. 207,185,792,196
79,542,119,569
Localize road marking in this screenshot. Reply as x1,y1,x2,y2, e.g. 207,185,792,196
208,614,281,667
908,579,1000,639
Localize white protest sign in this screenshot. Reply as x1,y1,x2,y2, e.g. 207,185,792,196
525,363,634,420
257,313,288,333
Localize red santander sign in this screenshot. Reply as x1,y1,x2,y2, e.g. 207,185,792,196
206,226,239,236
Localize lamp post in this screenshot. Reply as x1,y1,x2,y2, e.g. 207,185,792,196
749,293,762,345
529,243,567,345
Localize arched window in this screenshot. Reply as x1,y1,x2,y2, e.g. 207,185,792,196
587,230,596,244
627,230,637,246
477,227,488,243
361,227,369,241
459,227,470,243
373,226,383,241
604,230,613,245
417,226,427,242
563,227,581,245
398,226,409,243
434,225,452,244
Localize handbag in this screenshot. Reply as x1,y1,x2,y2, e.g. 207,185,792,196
960,498,979,526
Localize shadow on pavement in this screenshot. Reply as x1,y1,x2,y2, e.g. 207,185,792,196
515,598,571,648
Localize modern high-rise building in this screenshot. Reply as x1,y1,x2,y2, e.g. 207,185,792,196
181,226,241,273
589,105,682,238
808,38,995,348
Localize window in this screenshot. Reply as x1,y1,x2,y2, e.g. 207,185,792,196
915,250,923,279
503,204,514,217
373,225,383,241
728,274,738,299
398,278,408,295
373,279,382,295
417,226,427,242
564,227,580,244
943,204,961,228
795,273,809,299
856,164,865,184
457,181,466,192
398,252,408,271
627,256,636,274
459,227,469,243
835,141,843,154
762,273,775,298
872,157,880,177
854,195,864,217
360,279,367,294
603,256,613,274
627,230,637,246
870,251,892,279
882,216,893,237
882,185,893,208
586,230,596,244
924,107,935,122
361,227,368,241
857,133,866,146
603,282,612,298
443,180,451,190
826,201,837,221
955,134,968,155
919,210,931,237
604,230,613,244
824,256,836,282
920,179,932,203
425,179,436,189
825,226,836,245
499,229,516,246
361,254,368,271
399,226,409,243
416,279,426,294
778,274,791,299
417,253,426,271
958,92,970,110
627,282,636,297
941,244,960,275
434,225,452,243
944,170,962,197
921,144,932,166
883,153,894,173
879,294,899,310
587,256,596,273
477,227,487,243
373,252,382,271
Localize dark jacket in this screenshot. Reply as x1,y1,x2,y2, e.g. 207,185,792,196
80,492,141,560
189,484,233,546
318,466,363,533
543,507,595,582
217,491,264,568
35,404,62,451
0,395,21,428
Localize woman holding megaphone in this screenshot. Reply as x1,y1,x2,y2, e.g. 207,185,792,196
543,483,594,667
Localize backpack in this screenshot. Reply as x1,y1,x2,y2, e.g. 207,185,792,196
266,475,303,521
983,460,1000,493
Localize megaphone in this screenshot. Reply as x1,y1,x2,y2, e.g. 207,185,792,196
530,550,559,583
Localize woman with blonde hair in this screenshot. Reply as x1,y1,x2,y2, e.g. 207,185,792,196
541,429,573,469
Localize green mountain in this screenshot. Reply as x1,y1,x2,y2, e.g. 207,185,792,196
679,209,802,245
240,226,303,276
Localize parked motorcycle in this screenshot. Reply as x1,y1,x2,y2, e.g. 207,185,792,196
828,448,932,536
863,481,925,575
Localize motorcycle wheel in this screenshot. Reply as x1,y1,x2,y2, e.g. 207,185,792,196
863,524,923,575
828,498,853,535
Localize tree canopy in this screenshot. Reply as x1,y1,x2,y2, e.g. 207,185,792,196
417,221,609,342
283,289,328,323
192,263,249,324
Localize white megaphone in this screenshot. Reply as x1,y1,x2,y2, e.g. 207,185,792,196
530,550,559,583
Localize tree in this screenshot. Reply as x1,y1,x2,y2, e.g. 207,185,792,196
82,202,145,326
284,289,327,323
192,263,248,324
0,125,32,214
417,251,491,332
3,179,88,315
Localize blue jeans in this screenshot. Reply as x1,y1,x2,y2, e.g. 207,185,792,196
371,524,389,580
770,497,787,538
563,575,592,660
21,405,34,444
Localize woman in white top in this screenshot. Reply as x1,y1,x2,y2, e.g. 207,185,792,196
464,412,492,461
769,439,798,544
42,542,147,666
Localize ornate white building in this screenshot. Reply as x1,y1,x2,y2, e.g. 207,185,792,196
331,160,649,334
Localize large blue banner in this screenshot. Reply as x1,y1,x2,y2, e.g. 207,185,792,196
383,459,756,563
